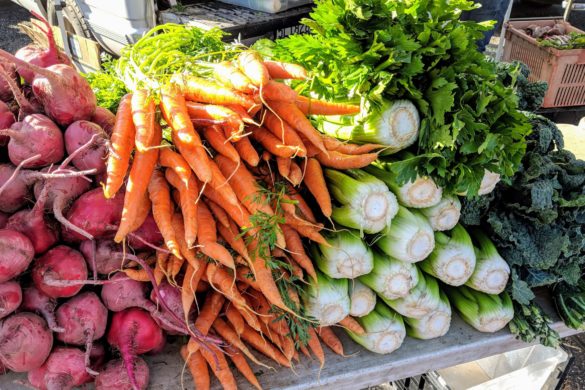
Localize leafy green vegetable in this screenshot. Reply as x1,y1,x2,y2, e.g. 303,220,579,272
539,32,585,50
116,23,234,90
554,280,585,331
255,0,531,196
82,55,127,113
461,112,585,338
495,61,548,112
509,301,560,347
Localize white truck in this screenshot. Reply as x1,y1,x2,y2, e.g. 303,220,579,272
10,0,312,69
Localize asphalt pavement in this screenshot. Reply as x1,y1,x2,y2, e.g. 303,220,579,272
0,0,32,53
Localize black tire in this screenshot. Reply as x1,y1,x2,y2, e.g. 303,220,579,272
47,0,93,39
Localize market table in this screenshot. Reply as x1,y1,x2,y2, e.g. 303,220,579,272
0,295,578,389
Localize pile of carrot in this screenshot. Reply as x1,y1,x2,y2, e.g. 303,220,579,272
103,49,381,389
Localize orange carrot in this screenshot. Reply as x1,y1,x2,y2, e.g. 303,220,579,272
159,148,193,185
316,150,378,169
171,213,201,270
267,101,327,154
165,168,199,247
263,111,307,153
250,126,302,158
176,75,256,110
225,303,245,335
123,267,151,282
202,126,240,163
131,89,156,152
233,136,260,166
215,155,275,217
114,123,161,242
285,189,317,223
303,158,332,217
276,157,291,178
197,202,235,270
237,51,269,88
104,93,135,198
240,323,291,367
212,318,268,368
338,315,365,335
287,161,303,186
169,254,185,282
307,327,325,367
205,200,230,229
261,80,297,102
263,60,308,80
285,214,330,246
213,61,256,93
206,262,249,312
318,327,344,356
217,220,250,263
321,135,383,155
199,344,237,390
182,260,208,322
148,170,182,259
195,291,225,336
154,252,169,286
185,101,244,141
226,346,263,390
224,104,256,126
127,190,151,233
295,95,361,116
208,159,240,208
236,267,261,291
180,346,210,390
280,225,317,280
247,239,292,314
160,86,212,183
203,186,252,231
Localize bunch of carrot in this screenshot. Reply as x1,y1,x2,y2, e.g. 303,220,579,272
102,49,380,389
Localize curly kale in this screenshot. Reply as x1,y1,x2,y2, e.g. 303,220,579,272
509,301,560,347
496,61,548,112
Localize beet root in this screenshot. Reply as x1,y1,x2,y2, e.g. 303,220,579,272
0,313,53,372
91,106,115,135
80,239,127,275
0,281,22,320
127,214,164,250
32,245,88,298
6,204,59,255
15,12,73,85
27,346,93,390
107,308,163,390
0,114,64,168
0,229,34,283
21,285,64,333
55,292,108,375
63,188,125,242
0,213,7,229
95,358,149,390
64,120,108,174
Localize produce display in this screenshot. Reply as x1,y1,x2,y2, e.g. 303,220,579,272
0,0,583,389
523,22,585,49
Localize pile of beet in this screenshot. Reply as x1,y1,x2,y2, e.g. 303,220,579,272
0,15,178,390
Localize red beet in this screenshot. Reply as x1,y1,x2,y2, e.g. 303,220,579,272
80,239,127,275
150,280,188,334
127,214,164,250
0,313,53,372
107,308,163,390
6,203,59,254
91,106,115,135
15,13,73,85
27,347,92,390
55,292,108,375
95,358,150,390
0,114,64,168
0,281,21,320
0,229,34,283
21,285,63,333
64,120,108,174
0,213,7,229
0,49,96,127
32,245,88,298
63,188,125,242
